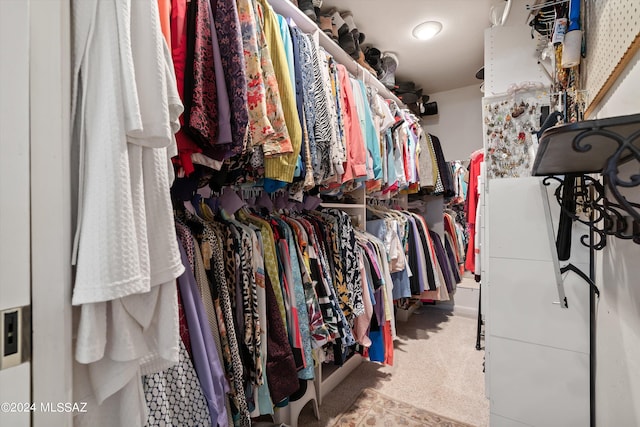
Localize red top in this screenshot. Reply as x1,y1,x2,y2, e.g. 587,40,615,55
171,0,201,175
465,151,483,272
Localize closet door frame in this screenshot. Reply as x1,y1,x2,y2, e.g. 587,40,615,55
0,1,32,426
29,1,73,426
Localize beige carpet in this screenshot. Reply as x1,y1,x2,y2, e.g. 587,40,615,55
331,388,476,427
298,307,489,427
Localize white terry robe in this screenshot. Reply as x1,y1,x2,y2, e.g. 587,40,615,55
71,0,185,425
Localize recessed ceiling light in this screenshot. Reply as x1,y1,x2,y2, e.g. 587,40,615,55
412,21,443,40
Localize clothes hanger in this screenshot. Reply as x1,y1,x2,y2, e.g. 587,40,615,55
272,191,289,211
218,187,246,218
191,193,205,218
303,194,322,210
198,197,217,222
255,189,274,212
205,195,219,214
183,199,197,215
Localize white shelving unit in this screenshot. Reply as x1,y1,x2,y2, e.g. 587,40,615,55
313,353,362,405
482,3,591,424
321,184,367,230
319,202,363,210
317,186,367,406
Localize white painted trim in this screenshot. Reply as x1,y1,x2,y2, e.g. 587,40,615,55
0,3,31,425
29,0,73,425
0,0,31,311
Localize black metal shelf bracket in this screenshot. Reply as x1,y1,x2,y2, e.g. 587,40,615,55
534,114,640,250
532,114,640,427
542,174,640,250
574,126,640,219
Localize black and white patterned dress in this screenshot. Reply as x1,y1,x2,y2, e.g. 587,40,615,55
143,342,211,427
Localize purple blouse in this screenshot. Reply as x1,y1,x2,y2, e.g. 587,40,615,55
177,239,230,427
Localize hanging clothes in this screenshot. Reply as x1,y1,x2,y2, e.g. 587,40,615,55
444,211,466,276
465,150,484,274
182,0,218,153
428,134,455,197
336,64,366,184
292,28,320,185
142,341,212,427
176,239,231,426
171,0,202,176
72,1,187,426
450,160,469,204
236,0,275,148
158,0,443,196
212,0,249,159
366,203,453,304
287,24,312,187
258,0,302,184
168,193,398,420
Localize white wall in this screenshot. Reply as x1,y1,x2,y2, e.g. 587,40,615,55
421,84,484,161
483,0,546,97
0,1,31,426
0,0,30,313
421,0,545,163
590,47,640,427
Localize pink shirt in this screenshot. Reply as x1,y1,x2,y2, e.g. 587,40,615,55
336,64,367,183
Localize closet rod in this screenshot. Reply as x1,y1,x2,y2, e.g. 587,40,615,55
267,0,405,107
526,0,568,11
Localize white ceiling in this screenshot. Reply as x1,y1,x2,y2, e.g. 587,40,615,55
321,0,495,95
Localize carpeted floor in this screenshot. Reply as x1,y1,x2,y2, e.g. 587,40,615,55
297,307,489,427
331,388,477,427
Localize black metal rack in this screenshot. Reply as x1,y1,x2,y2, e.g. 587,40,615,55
532,113,640,250
531,112,640,427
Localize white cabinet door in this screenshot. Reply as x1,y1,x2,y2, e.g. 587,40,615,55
490,337,590,427
486,178,590,426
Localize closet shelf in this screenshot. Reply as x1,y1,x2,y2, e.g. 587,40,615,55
267,0,405,107
320,202,366,209
532,113,640,248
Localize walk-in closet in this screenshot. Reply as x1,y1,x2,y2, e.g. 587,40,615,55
0,0,639,426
